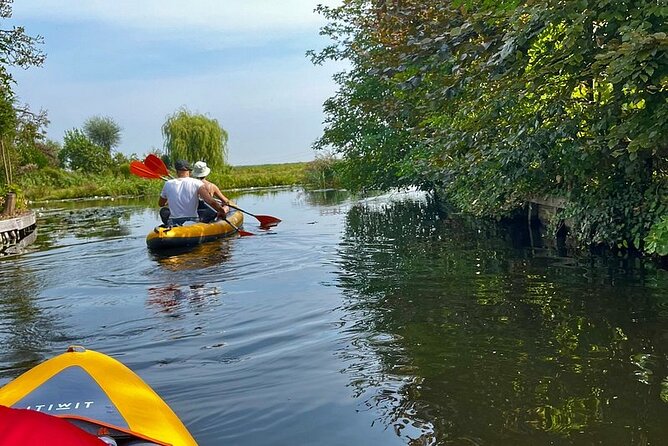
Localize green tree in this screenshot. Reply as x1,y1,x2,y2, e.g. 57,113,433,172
83,115,121,152
58,129,112,173
14,105,51,169
0,0,45,186
313,0,668,252
39,139,61,166
0,87,16,185
161,107,228,170
0,0,45,89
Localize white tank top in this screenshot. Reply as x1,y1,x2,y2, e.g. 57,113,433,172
160,177,203,218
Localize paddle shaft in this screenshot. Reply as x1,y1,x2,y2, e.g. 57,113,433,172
200,200,254,237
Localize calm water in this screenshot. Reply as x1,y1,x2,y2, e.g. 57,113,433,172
1,188,667,445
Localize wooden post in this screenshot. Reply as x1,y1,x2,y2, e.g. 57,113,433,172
2,192,16,216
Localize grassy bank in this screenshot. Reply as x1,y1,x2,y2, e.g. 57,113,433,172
214,162,308,189
15,162,317,201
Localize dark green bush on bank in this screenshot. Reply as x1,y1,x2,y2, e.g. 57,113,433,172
304,154,342,190
310,0,668,254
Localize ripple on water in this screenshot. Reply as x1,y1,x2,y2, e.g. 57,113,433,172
3,191,668,446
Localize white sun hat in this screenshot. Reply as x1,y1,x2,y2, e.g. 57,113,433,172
192,161,211,178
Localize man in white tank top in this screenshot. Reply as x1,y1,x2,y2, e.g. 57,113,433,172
158,160,227,226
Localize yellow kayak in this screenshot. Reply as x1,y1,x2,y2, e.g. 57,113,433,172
147,208,244,250
0,346,197,446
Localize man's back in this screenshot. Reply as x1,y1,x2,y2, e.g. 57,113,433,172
160,177,203,218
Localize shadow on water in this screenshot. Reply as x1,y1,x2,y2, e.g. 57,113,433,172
334,193,668,445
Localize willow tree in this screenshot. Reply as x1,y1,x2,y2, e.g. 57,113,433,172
161,108,228,170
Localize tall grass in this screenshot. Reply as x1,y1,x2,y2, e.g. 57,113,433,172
17,160,342,201
19,167,159,201
210,162,307,189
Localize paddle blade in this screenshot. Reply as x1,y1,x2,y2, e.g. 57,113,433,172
144,154,171,177
228,204,281,227
255,215,282,228
130,161,163,179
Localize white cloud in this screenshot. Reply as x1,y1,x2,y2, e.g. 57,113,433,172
13,0,339,34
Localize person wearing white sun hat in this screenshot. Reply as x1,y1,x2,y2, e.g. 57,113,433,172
192,161,230,223
191,160,211,178
158,159,227,226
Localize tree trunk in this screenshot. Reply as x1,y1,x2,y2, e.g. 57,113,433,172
1,139,11,186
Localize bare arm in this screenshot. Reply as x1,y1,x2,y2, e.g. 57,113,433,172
210,183,229,204
198,185,226,216
159,183,168,207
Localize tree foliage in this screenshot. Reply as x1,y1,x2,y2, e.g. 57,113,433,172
83,115,121,152
0,93,53,183
13,105,52,168
0,0,45,89
59,129,112,173
161,107,228,171
312,0,668,252
0,87,16,184
0,0,46,187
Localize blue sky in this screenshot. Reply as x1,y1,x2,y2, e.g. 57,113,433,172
8,1,343,165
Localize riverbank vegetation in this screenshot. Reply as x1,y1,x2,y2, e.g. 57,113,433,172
4,161,311,202
311,0,667,256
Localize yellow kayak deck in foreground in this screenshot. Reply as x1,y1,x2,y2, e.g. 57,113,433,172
0,346,198,446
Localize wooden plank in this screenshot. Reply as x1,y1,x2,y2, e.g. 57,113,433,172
0,211,36,232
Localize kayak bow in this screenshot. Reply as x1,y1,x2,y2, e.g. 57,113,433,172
0,346,197,446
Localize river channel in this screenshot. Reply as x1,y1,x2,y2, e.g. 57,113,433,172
1,188,667,445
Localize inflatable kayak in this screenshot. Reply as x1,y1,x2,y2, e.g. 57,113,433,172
147,208,244,250
0,346,197,446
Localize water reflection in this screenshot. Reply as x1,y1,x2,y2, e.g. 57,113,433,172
24,204,135,257
147,283,221,315
43,206,132,239
302,189,350,207
335,194,668,445
149,238,235,271
1,190,666,445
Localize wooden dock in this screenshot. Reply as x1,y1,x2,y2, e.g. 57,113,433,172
0,211,37,251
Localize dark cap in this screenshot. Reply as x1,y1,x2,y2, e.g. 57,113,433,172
174,160,191,171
